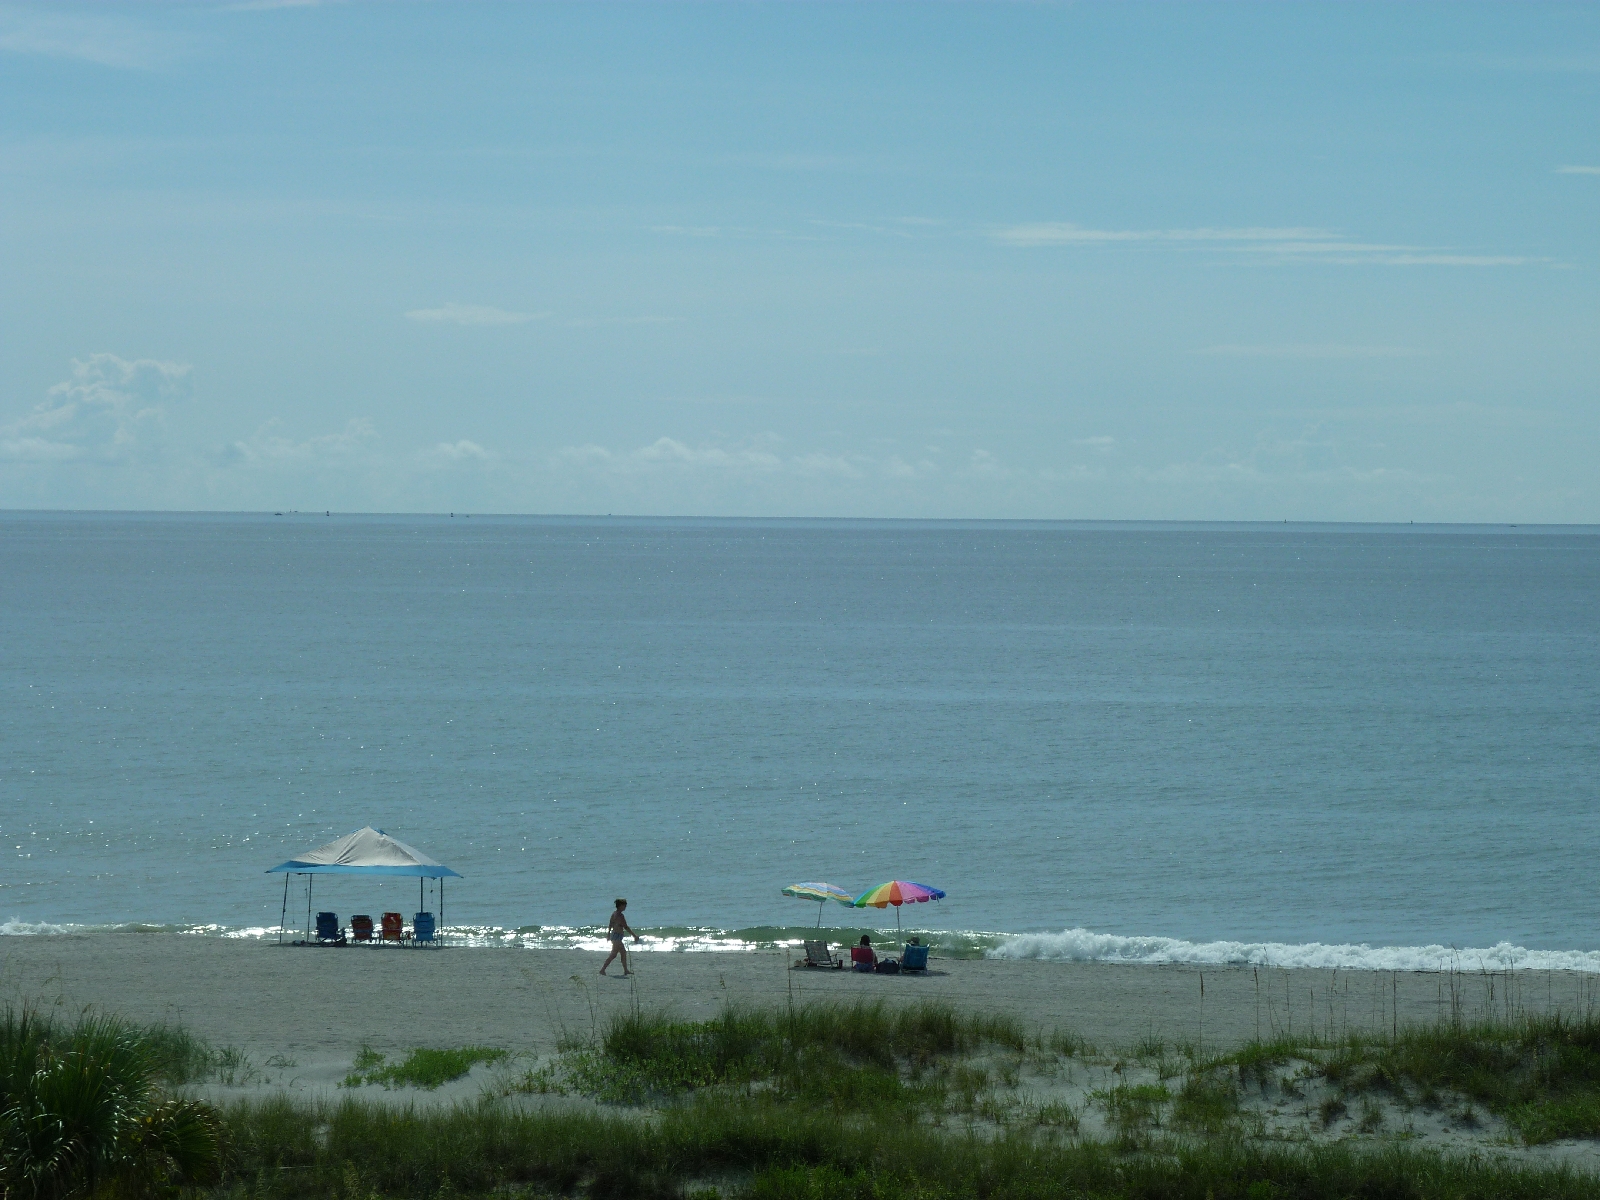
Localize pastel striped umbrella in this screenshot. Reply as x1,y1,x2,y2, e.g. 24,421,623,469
853,881,945,931
782,882,858,927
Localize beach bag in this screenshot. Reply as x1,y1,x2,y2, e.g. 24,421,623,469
875,959,900,974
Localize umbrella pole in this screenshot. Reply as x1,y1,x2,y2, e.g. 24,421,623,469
816,903,822,928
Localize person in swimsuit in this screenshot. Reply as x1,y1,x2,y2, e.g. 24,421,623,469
851,933,877,972
599,898,640,976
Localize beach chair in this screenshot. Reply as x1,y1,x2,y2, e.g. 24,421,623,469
850,946,876,973
901,944,930,973
381,912,405,942
412,912,436,944
315,912,346,945
350,914,375,942
802,940,840,968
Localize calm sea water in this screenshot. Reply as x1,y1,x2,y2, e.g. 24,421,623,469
3,514,1597,969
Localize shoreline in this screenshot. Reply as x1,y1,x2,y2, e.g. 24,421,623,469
7,919,1599,974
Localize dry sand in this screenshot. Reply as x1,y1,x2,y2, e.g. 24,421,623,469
4,932,1589,1063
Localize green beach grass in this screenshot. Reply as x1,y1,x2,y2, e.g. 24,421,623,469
12,999,1600,1198
343,1045,509,1091
1200,1009,1600,1145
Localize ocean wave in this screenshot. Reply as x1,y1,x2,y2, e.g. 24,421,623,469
1,918,1000,957
10,916,1596,972
2,919,280,939
1,918,77,936
987,928,1600,973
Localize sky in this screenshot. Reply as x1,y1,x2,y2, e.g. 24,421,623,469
1,2,1596,521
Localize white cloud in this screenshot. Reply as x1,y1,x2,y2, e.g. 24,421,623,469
991,222,1542,266
0,11,198,70
424,439,491,464
557,436,943,483
0,353,190,462
1557,165,1600,175
220,418,377,466
1199,344,1426,358
405,303,549,326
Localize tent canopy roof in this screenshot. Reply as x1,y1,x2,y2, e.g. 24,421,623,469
267,826,461,878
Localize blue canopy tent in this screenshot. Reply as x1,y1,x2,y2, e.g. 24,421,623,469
267,826,461,944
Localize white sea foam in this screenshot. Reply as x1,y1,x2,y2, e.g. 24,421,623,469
1,918,77,936
1,919,278,939
988,928,1600,973
10,916,1597,972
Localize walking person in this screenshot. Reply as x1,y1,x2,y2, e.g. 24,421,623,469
599,898,641,976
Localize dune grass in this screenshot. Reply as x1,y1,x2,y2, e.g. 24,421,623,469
342,1045,509,1091
1200,1010,1600,1145
213,1092,1600,1200
17,998,1600,1197
520,1000,1026,1110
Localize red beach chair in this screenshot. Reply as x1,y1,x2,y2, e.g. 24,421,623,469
381,912,405,942
350,914,375,942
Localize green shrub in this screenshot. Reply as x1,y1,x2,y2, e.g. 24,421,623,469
0,1006,224,1199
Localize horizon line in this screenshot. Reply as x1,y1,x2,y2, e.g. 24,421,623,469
2,509,1596,533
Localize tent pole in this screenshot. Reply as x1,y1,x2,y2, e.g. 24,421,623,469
307,875,312,942
441,878,445,945
279,874,289,945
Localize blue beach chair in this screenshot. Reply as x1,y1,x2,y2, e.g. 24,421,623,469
413,912,436,944
901,944,930,973
315,912,346,945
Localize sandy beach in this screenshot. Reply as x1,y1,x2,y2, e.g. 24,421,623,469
10,932,1600,1174
5,933,1590,1067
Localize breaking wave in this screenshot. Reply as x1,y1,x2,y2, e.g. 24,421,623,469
9,916,1598,972
987,928,1600,973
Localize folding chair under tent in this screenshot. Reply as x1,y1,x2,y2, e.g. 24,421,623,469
267,826,461,945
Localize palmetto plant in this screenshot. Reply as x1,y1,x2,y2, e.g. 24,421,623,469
0,1008,222,1199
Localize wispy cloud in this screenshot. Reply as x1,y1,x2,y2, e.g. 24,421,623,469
1199,344,1427,359
991,221,1544,266
219,418,377,467
993,223,1335,246
0,11,199,70
405,303,549,326
1557,165,1600,175
556,436,940,482
422,439,491,465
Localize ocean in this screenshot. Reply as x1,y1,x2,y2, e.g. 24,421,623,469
3,513,1597,971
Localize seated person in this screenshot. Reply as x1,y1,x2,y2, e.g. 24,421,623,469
850,934,877,972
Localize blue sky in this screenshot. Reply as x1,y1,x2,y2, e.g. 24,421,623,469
1,2,1595,520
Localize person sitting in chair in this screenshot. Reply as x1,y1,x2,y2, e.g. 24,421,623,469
850,934,877,973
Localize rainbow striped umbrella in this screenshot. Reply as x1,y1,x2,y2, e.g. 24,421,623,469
782,882,858,927
853,881,945,931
